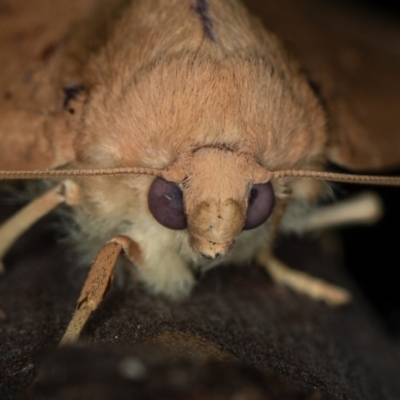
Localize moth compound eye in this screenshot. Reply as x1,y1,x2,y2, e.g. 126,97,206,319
148,177,187,230
243,182,275,230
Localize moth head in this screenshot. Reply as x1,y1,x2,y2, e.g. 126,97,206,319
1,164,399,262
148,147,274,259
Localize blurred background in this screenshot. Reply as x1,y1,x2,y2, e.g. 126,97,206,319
333,0,400,338
361,0,400,13
340,174,400,337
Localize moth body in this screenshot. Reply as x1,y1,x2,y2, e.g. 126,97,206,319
59,0,328,298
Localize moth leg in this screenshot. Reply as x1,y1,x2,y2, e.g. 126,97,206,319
257,249,351,306
260,192,380,305
301,192,383,232
60,235,141,345
0,182,75,272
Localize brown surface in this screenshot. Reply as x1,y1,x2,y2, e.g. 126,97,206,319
0,203,400,399
28,347,333,400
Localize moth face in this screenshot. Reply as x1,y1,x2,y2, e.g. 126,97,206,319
147,148,275,259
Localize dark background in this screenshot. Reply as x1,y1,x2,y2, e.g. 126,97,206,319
360,0,400,13
336,175,400,336
334,0,400,337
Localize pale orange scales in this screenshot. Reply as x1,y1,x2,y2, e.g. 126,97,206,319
1,0,400,172
245,0,400,171
1,0,400,342
0,0,98,171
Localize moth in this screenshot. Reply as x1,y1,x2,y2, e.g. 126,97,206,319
0,0,399,343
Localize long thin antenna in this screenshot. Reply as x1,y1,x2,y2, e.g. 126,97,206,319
0,167,400,186
270,170,400,186
0,167,165,180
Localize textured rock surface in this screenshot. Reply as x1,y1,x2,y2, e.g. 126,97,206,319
1,203,400,399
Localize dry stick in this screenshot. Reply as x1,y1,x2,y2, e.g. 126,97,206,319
59,235,141,345
0,183,65,272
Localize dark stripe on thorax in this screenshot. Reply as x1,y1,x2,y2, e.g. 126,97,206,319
191,0,216,42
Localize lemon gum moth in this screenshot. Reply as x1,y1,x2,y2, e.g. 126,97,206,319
0,0,400,343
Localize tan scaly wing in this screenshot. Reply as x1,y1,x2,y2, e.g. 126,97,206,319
246,0,400,171
0,0,98,171
2,0,400,173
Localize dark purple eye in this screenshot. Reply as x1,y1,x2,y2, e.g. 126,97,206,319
243,182,275,230
148,177,187,230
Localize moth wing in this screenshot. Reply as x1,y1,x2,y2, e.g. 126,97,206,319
0,0,97,171
0,99,76,172
247,0,400,171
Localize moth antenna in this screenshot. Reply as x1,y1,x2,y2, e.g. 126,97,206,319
269,170,400,186
0,167,169,180
0,167,398,186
